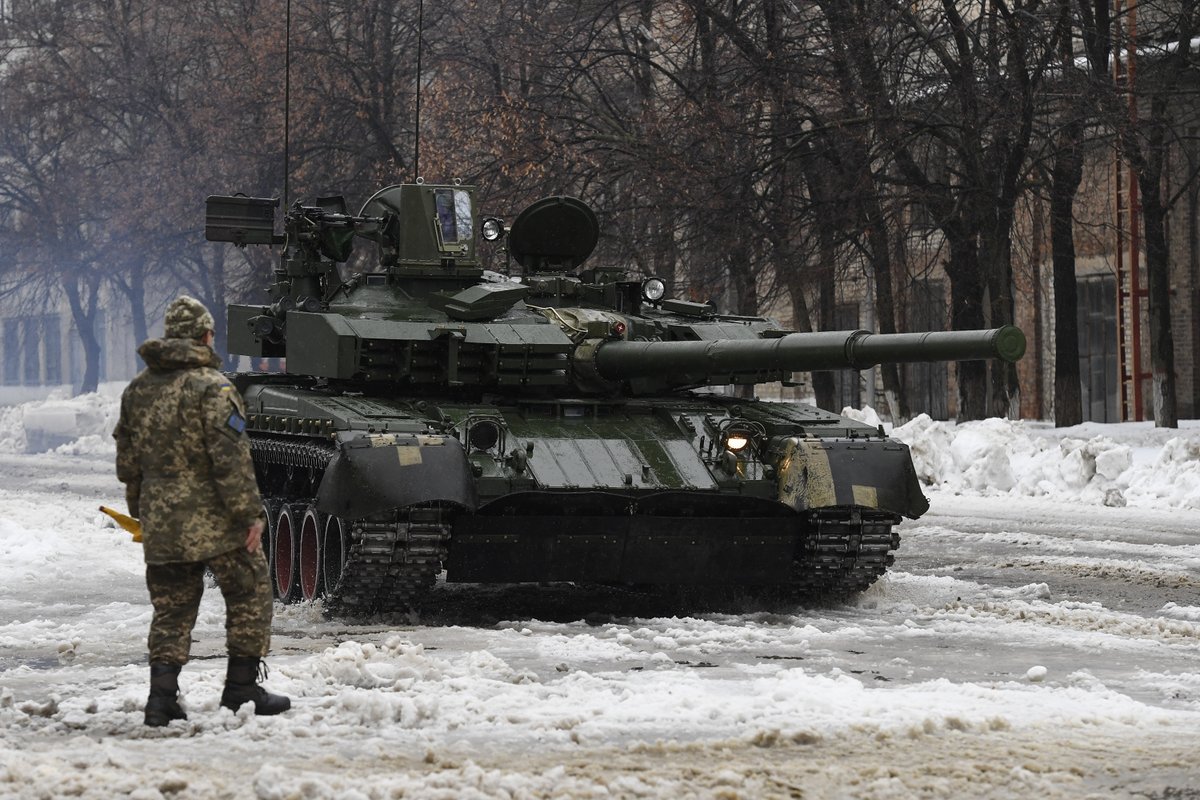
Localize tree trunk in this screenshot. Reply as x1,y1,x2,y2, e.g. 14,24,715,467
64,274,102,395
786,274,814,334
652,207,678,299
1139,176,1178,427
207,246,234,369
1189,182,1200,417
946,236,988,420
785,274,814,402
811,226,838,411
129,266,149,350
983,207,1019,418
782,257,820,407
1050,122,1084,427
862,169,907,421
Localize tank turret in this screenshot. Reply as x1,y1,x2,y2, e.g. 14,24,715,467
205,185,1026,614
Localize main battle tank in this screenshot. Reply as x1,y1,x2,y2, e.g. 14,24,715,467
205,183,1025,613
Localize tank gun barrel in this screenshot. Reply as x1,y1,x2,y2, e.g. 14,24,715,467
593,325,1025,382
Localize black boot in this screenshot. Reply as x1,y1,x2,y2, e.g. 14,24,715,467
220,656,291,716
144,663,187,727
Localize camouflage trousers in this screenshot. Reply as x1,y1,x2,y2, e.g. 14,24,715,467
145,546,273,665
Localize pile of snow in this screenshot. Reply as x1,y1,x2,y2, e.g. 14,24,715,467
0,388,121,455
886,412,1200,510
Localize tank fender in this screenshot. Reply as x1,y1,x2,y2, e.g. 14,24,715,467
315,433,478,519
775,437,929,519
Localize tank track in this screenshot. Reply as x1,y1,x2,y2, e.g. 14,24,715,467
794,508,902,595
249,435,899,609
250,435,450,614
251,436,336,473
327,507,450,614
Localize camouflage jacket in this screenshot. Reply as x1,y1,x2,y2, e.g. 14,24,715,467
113,338,262,564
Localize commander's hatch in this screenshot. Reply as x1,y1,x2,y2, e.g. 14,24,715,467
508,196,598,273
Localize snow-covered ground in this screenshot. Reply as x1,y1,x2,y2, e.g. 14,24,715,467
1,393,1198,799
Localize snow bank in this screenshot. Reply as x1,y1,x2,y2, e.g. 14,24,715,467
887,412,1200,510
0,388,122,454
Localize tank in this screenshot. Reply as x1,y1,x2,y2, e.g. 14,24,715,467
205,184,1025,612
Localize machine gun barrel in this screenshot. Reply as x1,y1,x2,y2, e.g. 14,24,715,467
594,325,1026,381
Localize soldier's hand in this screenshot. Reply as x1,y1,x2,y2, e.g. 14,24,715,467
246,520,265,553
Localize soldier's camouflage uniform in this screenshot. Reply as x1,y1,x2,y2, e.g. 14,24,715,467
113,301,271,666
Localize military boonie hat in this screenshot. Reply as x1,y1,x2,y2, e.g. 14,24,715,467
164,295,215,340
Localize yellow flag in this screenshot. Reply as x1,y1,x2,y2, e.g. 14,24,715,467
99,506,142,543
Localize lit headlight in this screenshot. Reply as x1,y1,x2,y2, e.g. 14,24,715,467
481,217,505,242
724,433,750,452
641,277,666,302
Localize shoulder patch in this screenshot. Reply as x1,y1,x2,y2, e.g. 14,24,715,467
227,411,247,434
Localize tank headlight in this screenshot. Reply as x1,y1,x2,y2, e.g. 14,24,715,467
641,277,666,302
720,419,763,458
481,217,506,242
468,420,501,452
724,433,750,452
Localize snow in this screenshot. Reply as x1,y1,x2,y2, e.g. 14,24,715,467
0,386,122,456
888,412,1200,509
0,393,1198,797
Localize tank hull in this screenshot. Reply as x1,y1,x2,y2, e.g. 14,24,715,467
236,375,924,611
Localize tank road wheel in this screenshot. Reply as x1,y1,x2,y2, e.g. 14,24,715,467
273,505,302,604
260,500,279,593
299,505,323,602
321,515,348,598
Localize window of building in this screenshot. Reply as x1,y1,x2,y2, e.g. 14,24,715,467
909,139,949,232
1077,275,1118,422
1,315,68,387
22,318,39,384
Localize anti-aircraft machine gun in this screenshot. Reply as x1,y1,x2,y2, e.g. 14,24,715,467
206,183,1025,612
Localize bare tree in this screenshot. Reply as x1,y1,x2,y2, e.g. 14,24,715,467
1040,0,1114,427
0,3,108,391
5,0,1197,421
820,0,1058,420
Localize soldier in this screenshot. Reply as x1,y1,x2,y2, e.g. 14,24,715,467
113,295,290,727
